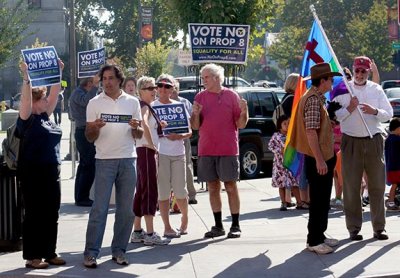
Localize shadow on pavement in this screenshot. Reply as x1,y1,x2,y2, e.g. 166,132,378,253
215,250,271,277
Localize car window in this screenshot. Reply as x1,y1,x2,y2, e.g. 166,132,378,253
179,80,197,91
237,80,250,87
249,93,262,117
179,92,196,104
382,81,400,90
248,92,275,117
386,89,400,99
257,92,275,117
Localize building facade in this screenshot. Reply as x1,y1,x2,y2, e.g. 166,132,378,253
0,0,67,101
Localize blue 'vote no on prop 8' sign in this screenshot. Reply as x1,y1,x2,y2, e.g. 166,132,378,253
188,23,250,64
21,46,61,88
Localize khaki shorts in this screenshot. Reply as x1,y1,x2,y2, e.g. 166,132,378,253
197,156,239,182
157,154,188,201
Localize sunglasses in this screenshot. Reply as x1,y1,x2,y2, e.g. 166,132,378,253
141,86,157,91
355,69,367,74
157,84,173,89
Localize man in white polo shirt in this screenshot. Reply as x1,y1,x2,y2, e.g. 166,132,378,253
83,64,143,268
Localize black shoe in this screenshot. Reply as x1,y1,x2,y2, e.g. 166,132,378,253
188,199,198,205
349,231,363,241
227,226,241,238
373,230,388,240
75,200,93,207
204,226,225,238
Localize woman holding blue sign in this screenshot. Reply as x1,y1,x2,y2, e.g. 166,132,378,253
153,74,192,238
17,60,65,269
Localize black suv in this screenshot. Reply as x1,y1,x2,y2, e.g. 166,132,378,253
180,87,284,179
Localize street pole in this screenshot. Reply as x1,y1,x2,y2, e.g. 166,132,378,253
138,1,142,49
69,0,77,178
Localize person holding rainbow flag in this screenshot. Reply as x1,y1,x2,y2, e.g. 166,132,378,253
289,63,341,255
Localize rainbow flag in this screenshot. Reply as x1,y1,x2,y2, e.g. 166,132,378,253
283,19,343,179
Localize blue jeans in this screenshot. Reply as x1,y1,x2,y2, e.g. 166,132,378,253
84,158,137,258
74,128,96,203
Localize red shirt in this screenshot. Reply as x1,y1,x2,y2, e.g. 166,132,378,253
195,88,241,156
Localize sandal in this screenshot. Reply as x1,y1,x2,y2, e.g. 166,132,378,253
177,228,188,235
204,226,225,238
296,202,309,210
164,230,181,238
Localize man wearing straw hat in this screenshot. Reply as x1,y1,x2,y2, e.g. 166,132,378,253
290,62,341,254
334,56,393,241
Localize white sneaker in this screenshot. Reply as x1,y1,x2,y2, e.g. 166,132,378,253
112,254,129,265
307,243,334,254
324,238,339,247
131,229,146,243
144,232,171,246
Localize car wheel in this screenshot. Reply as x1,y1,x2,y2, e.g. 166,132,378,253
239,143,261,179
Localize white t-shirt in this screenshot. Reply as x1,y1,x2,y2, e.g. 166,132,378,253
151,99,188,156
87,91,142,159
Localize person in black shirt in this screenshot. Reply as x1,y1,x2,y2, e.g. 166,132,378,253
17,61,66,269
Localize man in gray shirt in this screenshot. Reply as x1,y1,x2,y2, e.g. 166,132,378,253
69,76,99,206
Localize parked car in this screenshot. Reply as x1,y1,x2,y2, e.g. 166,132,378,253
175,76,251,91
254,80,278,88
381,80,400,90
180,87,284,179
384,88,400,117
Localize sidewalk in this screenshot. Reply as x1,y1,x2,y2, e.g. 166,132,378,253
1,114,400,278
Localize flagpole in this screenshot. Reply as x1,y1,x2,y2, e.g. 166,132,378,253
310,5,372,138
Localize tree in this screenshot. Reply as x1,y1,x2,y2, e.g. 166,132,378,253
267,26,305,73
0,0,33,68
74,0,181,68
269,0,389,73
134,39,172,77
346,1,393,71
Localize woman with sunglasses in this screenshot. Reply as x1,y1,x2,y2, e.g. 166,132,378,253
130,76,170,246
153,74,192,238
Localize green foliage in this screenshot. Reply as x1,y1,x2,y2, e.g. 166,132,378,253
271,0,391,74
0,0,33,68
268,26,305,71
75,0,180,68
346,1,393,71
242,44,264,81
134,39,172,78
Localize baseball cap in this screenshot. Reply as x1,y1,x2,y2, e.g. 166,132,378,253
353,56,371,70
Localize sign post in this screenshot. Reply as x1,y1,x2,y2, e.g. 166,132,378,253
392,42,400,49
